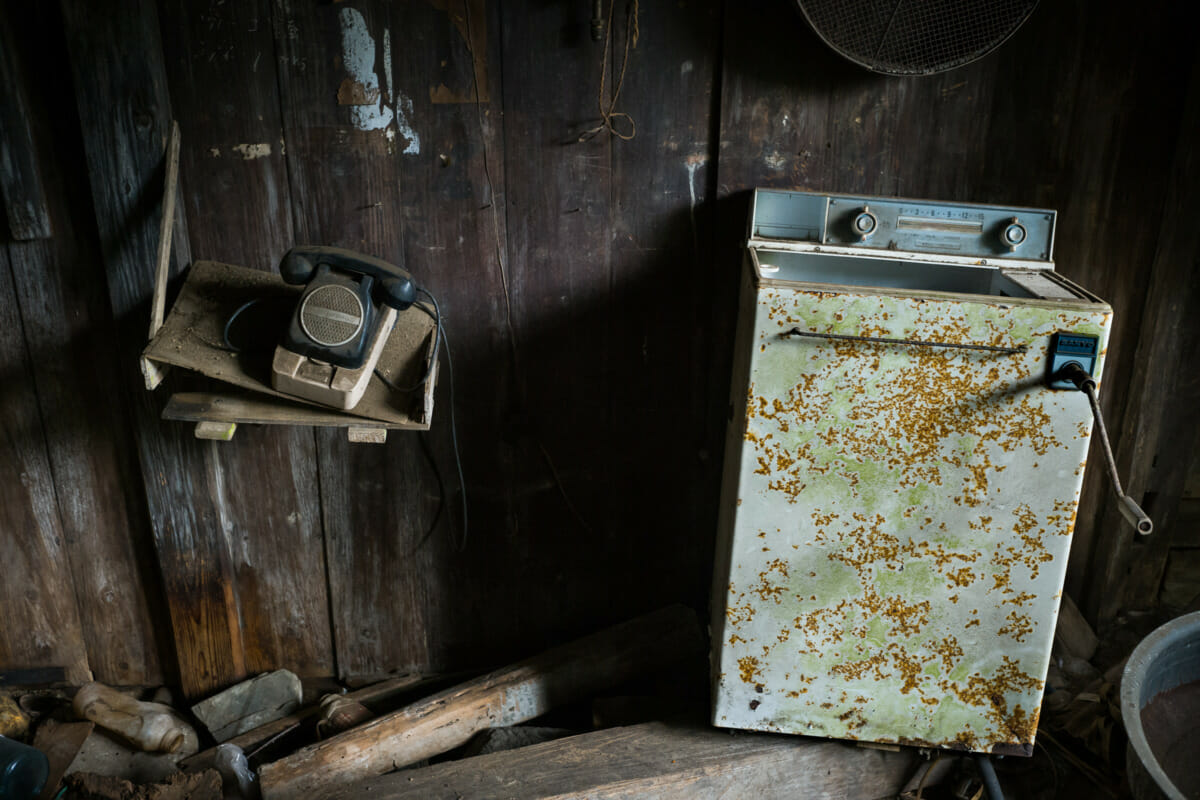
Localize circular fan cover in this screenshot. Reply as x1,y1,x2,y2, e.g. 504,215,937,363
797,0,1039,76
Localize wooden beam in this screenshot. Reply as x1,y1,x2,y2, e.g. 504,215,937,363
259,605,704,799
319,722,917,800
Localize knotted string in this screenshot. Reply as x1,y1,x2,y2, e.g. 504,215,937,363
579,0,639,142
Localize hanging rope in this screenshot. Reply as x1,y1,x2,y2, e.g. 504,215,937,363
579,0,639,142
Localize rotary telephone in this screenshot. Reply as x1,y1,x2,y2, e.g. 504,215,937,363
271,246,416,410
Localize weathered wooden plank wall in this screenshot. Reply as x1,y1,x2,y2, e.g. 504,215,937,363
1,0,1196,693
2,0,164,688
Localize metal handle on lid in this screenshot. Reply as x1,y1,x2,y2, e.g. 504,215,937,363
780,327,1027,355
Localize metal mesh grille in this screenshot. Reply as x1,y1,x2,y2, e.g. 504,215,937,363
798,0,1039,75
300,285,364,347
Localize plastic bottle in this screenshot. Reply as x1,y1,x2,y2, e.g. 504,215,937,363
72,682,199,755
0,734,48,800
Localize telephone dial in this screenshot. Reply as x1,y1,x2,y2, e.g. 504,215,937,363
271,246,416,410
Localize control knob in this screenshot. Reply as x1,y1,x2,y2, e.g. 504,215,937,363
1001,218,1027,251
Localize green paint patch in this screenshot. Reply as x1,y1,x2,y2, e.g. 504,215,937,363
876,562,940,600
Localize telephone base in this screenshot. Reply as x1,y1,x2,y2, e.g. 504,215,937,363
271,306,397,411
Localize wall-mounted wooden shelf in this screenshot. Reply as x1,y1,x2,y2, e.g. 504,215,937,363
142,260,437,443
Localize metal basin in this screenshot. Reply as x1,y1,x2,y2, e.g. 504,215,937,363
1121,611,1200,800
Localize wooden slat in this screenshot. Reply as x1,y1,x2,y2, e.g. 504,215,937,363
1088,46,1200,619
158,0,337,682
58,0,252,698
382,0,517,672
270,0,448,680
479,0,620,661
3,0,164,686
259,605,704,800
164,393,395,430
0,4,52,240
322,722,917,800
0,247,91,685
604,0,722,614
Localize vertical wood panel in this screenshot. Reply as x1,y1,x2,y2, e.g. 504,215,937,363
59,0,251,697
270,0,443,678
605,0,722,614
0,247,91,685
0,8,52,240
386,0,515,669
160,0,334,680
971,1,1191,615
494,0,620,648
1089,48,1200,618
4,0,163,686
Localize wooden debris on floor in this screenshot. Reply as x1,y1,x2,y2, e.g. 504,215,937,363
63,769,221,800
257,603,704,799
321,721,918,800
180,672,425,772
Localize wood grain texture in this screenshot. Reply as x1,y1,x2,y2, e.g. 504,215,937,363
161,0,336,683
270,0,448,680
323,722,916,800
0,247,91,685
58,0,254,698
259,605,704,800
383,0,517,672
972,0,1192,616
605,0,723,615
3,0,165,686
0,4,52,240
164,392,400,430
1087,47,1200,620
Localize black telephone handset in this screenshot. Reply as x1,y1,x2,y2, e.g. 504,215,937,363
279,246,416,370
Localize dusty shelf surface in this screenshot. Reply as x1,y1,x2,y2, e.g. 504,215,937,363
143,260,436,429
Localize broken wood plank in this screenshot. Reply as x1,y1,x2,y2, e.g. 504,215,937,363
258,605,703,799
321,722,917,800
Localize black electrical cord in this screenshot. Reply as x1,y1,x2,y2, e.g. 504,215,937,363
374,287,468,551
222,299,263,352
222,284,468,550
374,288,442,394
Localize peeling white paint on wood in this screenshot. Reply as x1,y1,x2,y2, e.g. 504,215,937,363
232,143,272,159
338,8,392,131
337,8,419,153
394,92,420,155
